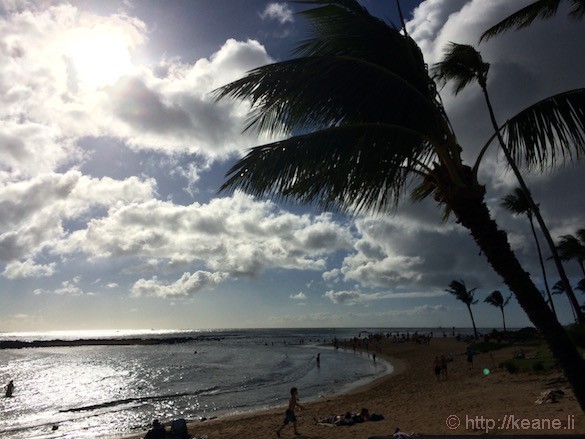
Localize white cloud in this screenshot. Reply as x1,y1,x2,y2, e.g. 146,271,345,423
0,171,155,264
57,192,354,279
130,271,228,298
34,276,84,295
0,4,283,181
2,259,55,279
259,3,294,24
323,289,446,305
290,292,306,300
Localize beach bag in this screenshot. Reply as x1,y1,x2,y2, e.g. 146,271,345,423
370,413,385,421
170,418,190,439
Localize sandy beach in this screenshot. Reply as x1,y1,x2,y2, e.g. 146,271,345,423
122,336,585,438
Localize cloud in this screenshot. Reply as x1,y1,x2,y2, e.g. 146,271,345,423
34,276,84,295
130,271,228,298
290,292,306,300
259,3,294,24
323,289,447,305
0,4,283,181
0,171,155,267
2,259,56,279
57,192,354,279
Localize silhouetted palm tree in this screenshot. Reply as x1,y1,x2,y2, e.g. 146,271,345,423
484,290,512,331
557,228,585,277
480,0,585,42
553,280,577,321
433,42,583,324
577,279,585,310
447,280,479,338
214,0,585,410
501,187,556,318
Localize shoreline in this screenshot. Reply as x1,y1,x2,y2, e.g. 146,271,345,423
118,336,585,438
113,343,399,439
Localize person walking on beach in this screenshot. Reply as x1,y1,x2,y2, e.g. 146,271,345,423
316,353,320,367
440,354,448,380
4,380,14,397
433,356,442,381
466,346,474,370
276,387,304,437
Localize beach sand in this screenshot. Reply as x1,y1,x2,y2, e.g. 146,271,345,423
124,336,585,438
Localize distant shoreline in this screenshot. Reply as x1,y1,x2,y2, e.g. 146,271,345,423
0,336,224,349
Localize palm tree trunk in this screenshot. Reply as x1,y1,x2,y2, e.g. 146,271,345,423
480,85,584,323
500,307,506,332
447,170,585,411
528,216,557,318
467,304,478,338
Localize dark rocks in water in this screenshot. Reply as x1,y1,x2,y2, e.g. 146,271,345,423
0,335,225,349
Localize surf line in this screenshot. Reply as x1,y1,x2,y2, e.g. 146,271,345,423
59,391,195,413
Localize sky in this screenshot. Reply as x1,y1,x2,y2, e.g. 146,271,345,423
0,0,584,332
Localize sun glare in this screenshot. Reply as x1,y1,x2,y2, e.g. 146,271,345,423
66,29,134,89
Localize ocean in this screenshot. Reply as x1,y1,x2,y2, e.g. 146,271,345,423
0,327,475,438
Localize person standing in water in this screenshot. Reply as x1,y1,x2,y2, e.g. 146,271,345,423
5,380,14,397
276,387,304,437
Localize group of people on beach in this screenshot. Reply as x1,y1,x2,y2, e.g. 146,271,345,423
275,386,385,437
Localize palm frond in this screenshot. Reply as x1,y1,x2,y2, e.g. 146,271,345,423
485,290,504,307
446,279,478,305
500,187,531,216
432,43,489,95
213,55,439,138
502,88,585,171
552,279,566,294
220,123,435,214
556,233,585,261
480,0,564,42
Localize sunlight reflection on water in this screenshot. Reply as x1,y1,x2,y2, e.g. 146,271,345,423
0,329,391,438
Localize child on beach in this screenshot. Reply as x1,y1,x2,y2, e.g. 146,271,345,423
276,387,304,437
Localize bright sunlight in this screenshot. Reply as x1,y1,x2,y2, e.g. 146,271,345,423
65,27,134,89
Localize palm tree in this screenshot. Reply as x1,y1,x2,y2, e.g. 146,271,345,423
501,187,557,318
552,280,577,321
576,279,585,311
557,228,585,277
480,0,585,42
484,290,512,332
433,43,584,324
214,0,585,410
446,280,479,338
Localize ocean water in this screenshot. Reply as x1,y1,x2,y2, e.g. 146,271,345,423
0,328,402,439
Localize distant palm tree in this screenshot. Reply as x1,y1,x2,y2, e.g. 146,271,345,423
501,187,556,318
553,280,577,321
577,279,585,311
557,228,585,277
433,42,584,324
480,0,585,42
446,280,479,338
484,290,512,331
